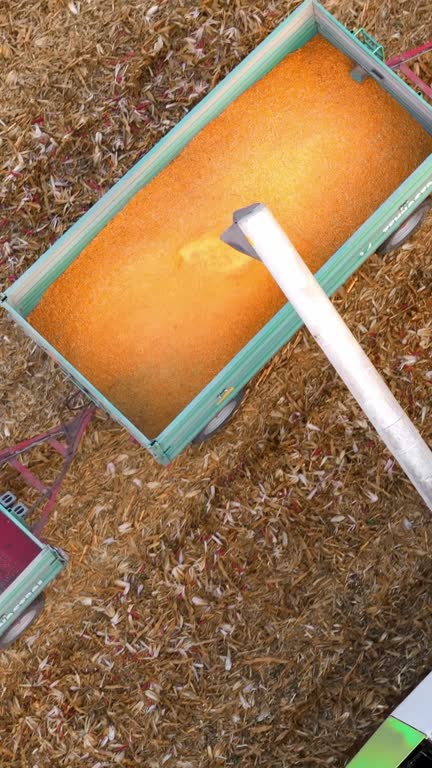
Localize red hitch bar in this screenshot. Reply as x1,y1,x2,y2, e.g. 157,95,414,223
0,407,95,535
386,41,432,100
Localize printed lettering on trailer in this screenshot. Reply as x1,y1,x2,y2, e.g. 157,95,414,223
0,579,44,629
359,179,432,259
382,179,432,233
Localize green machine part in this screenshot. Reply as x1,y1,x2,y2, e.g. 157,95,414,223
347,716,424,768
0,500,66,640
347,671,432,766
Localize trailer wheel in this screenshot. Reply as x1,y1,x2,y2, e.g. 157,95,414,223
192,389,245,444
0,593,45,649
377,199,431,255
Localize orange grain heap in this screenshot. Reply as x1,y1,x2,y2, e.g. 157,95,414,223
29,37,432,438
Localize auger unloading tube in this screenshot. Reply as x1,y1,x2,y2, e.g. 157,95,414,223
224,204,432,512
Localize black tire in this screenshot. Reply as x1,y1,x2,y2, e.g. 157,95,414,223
377,199,431,255
0,593,45,649
192,389,245,444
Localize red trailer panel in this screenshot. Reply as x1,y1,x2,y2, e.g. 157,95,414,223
0,513,41,593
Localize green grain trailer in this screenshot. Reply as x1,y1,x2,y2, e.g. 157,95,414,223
1,0,431,464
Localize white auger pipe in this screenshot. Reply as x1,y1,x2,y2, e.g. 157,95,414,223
236,204,432,512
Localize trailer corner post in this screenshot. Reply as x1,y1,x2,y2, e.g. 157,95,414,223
232,204,432,513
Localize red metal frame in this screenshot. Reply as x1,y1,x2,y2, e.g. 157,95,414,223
0,407,96,535
386,41,432,100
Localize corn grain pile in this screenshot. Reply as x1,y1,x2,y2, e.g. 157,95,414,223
1,1,432,767
28,36,432,437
